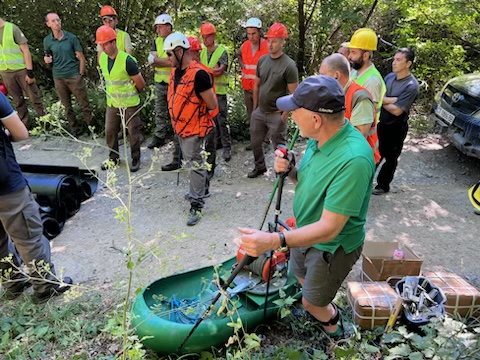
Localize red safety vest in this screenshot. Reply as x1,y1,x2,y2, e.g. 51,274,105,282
240,39,268,91
167,60,214,138
345,81,381,164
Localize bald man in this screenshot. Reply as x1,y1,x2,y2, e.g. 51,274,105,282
319,54,380,164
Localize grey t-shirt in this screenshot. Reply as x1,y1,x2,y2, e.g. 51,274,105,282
380,72,419,124
257,53,298,112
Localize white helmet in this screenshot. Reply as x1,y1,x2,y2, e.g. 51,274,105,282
163,32,190,51
245,17,262,29
154,14,173,27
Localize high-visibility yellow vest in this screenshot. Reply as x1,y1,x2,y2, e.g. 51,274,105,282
154,37,170,83
200,45,228,95
116,29,126,53
0,22,25,71
352,65,386,124
100,51,140,108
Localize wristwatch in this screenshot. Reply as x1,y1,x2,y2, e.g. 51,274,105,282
278,232,287,248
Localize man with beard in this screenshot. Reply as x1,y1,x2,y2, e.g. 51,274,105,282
164,33,217,226
247,23,298,178
347,28,385,126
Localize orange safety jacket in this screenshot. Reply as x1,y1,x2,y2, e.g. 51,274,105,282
167,60,214,138
198,62,219,119
345,81,381,164
240,39,268,91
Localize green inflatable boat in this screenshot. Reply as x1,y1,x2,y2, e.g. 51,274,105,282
131,256,300,355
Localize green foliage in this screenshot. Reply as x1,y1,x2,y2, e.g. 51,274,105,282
0,292,113,359
377,0,479,97
227,88,249,141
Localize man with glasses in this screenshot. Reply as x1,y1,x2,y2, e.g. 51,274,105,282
164,32,217,226
96,5,133,62
43,13,93,137
96,25,145,173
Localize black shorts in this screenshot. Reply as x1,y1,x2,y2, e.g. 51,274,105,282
290,245,362,307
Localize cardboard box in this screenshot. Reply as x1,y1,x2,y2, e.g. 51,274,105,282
347,281,399,330
424,271,480,318
362,242,423,283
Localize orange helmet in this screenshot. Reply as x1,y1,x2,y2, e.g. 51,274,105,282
265,23,288,39
96,25,117,44
200,22,216,36
100,5,118,18
187,36,202,51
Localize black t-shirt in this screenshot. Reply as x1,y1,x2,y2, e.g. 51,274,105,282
173,68,212,97
107,55,140,76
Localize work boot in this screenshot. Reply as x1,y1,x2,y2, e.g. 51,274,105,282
32,276,73,304
372,186,388,195
247,167,267,178
2,280,32,300
147,136,166,149
161,162,181,171
130,158,140,173
223,149,231,162
101,158,120,171
187,207,202,226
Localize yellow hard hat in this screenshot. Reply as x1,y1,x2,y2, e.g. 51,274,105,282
468,182,480,211
347,28,378,51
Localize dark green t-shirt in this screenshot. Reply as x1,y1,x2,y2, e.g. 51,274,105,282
256,53,298,112
43,30,83,79
293,121,375,254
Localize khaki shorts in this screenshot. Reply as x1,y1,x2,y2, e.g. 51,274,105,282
290,245,362,307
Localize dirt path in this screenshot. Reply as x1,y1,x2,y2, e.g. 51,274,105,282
13,131,480,291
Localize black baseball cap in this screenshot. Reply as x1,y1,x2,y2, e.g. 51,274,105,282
276,75,346,114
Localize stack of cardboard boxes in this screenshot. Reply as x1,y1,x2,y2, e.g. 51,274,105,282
347,241,480,330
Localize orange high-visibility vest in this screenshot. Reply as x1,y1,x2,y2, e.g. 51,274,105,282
167,60,214,138
345,81,381,164
240,39,268,91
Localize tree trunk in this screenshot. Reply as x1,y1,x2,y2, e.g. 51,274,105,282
297,0,306,77
362,0,379,27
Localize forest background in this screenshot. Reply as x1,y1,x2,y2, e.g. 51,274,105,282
1,0,480,359
1,0,479,138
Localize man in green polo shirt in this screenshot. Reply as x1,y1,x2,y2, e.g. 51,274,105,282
239,75,374,339
43,12,92,137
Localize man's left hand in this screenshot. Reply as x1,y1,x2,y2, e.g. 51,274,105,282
238,227,278,256
281,111,289,123
25,75,35,85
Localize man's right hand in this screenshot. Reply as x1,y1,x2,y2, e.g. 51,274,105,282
274,149,290,173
